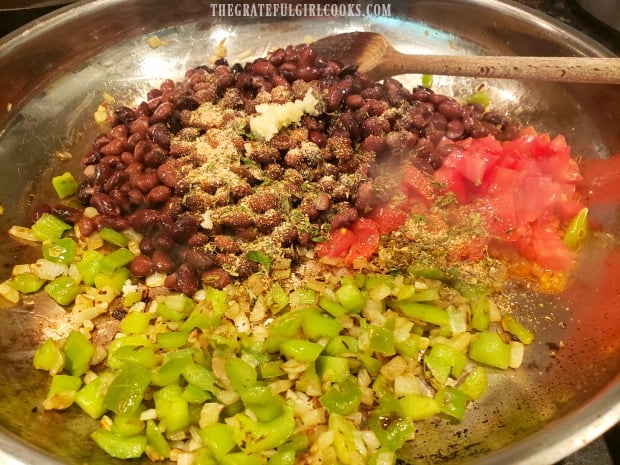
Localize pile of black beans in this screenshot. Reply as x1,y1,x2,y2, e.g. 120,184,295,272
38,43,520,295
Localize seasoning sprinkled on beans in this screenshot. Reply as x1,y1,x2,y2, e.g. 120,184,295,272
75,42,521,292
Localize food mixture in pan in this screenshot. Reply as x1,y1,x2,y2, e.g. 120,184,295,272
2,42,590,464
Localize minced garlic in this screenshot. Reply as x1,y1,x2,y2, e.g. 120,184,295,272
147,35,167,49
94,103,108,124
249,88,320,141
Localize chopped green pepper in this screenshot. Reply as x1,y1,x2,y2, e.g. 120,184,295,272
424,342,467,385
316,356,350,383
225,357,257,392
156,330,189,350
76,249,103,285
103,364,151,416
182,362,219,394
52,171,79,199
199,423,237,459
367,405,414,452
154,383,190,434
391,301,449,327
62,330,95,376
111,414,146,437
31,213,71,241
74,371,116,419
228,400,296,453
42,237,77,264
563,207,589,250
120,312,151,335
241,384,284,422
468,331,511,369
435,386,469,420
458,366,488,400
302,310,343,340
91,428,147,459
146,419,171,459
279,339,323,362
318,293,348,317
151,353,193,387
246,250,273,271
335,278,366,313
43,374,82,410
399,394,441,421
45,276,81,306
99,248,135,273
10,272,45,294
33,338,65,375
267,282,290,314
99,227,129,247
319,378,361,415
502,315,535,345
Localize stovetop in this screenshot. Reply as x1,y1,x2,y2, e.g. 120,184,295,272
0,1,618,465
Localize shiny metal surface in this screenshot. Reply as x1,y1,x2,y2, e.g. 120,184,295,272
576,0,620,32
0,1,618,465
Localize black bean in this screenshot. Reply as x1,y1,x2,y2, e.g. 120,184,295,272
94,214,130,231
150,101,175,123
113,106,136,124
139,236,155,256
147,123,171,148
131,173,159,193
446,119,465,140
144,147,168,168
147,185,172,205
92,133,111,150
438,100,464,120
31,204,52,223
51,205,82,224
176,264,199,295
330,206,358,230
77,179,94,204
152,250,175,273
129,209,161,232
201,268,231,290
268,48,286,66
130,254,153,277
298,66,321,82
185,248,215,271
103,170,129,193
170,214,198,241
77,216,95,236
153,232,176,250
252,59,275,77
91,192,120,216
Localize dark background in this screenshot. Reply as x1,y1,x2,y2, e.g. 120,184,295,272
0,1,618,464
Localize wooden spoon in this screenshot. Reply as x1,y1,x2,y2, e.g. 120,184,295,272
309,31,620,84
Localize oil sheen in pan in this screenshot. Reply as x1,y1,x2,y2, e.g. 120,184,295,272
0,2,618,465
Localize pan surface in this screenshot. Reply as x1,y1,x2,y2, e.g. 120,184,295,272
0,1,618,464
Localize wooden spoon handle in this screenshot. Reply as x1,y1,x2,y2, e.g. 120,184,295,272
387,54,620,84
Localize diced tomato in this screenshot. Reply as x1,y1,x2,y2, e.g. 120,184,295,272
434,166,468,204
576,154,620,204
316,227,357,258
319,128,586,273
401,165,437,207
446,135,502,186
346,219,381,264
432,129,586,271
523,223,575,270
316,219,381,264
514,175,561,225
368,206,407,234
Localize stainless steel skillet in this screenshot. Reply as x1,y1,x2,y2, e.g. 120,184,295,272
0,1,618,464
